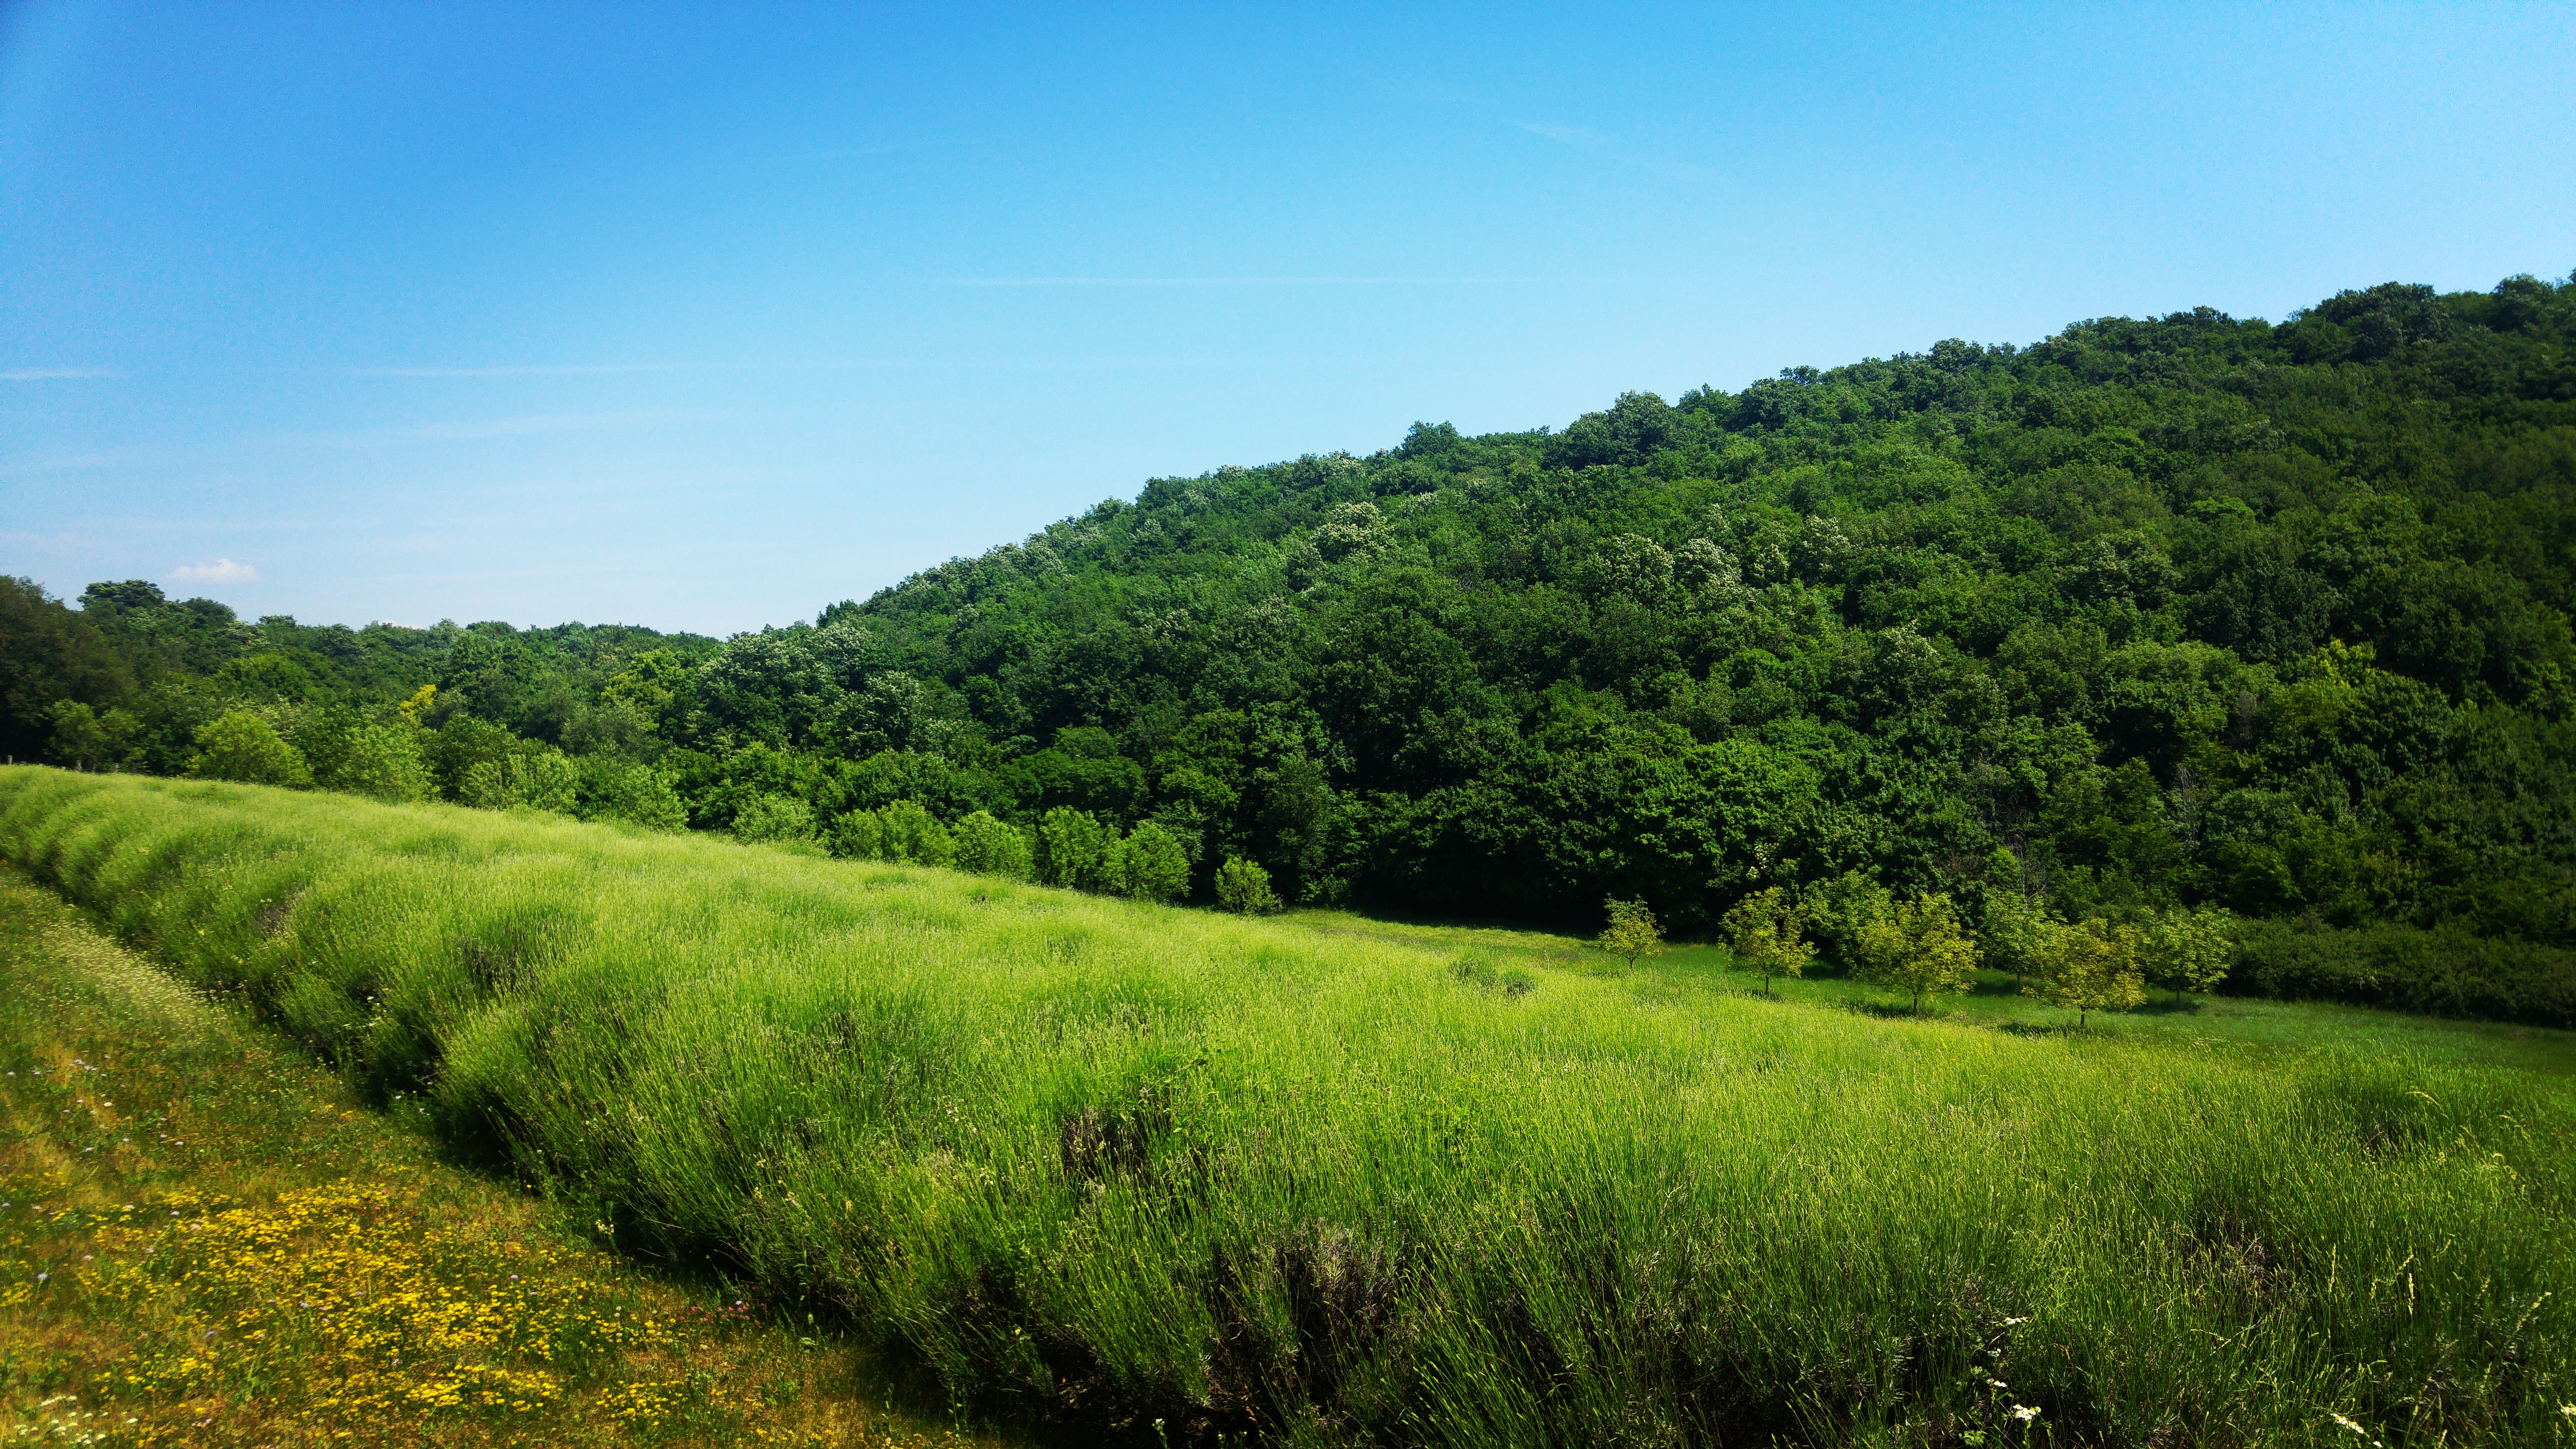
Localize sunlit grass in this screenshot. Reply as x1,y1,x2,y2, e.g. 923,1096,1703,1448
0,861,1001,1448
1280,909,2576,1074
2,766,2572,1446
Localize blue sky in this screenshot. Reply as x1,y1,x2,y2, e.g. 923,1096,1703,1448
3,2,2570,635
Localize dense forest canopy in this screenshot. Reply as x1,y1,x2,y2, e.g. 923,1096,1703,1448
10,272,2576,1020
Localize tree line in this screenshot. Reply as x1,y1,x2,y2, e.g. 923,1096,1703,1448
6,271,2573,1022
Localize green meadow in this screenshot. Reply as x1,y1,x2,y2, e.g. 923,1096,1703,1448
2,766,2571,1447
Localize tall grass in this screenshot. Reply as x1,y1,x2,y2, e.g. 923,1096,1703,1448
2,766,2569,1446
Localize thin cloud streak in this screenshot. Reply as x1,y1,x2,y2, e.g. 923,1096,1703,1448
1514,121,1606,146
1,367,128,380
328,411,711,446
350,363,687,378
937,276,1550,287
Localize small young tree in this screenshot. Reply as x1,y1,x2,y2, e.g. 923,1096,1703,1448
1214,855,1279,914
1806,870,1894,964
1976,888,2058,981
1720,886,1815,997
1113,821,1192,902
1853,892,1980,1014
2143,905,2236,1000
187,710,311,788
1599,897,1667,966
2022,917,2147,1028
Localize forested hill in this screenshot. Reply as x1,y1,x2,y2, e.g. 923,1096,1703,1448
9,272,2576,1019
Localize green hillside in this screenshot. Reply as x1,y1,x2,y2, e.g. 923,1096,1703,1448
7,273,2576,1022
2,770,2569,1445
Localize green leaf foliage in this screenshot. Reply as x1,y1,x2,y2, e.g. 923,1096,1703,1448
7,273,2576,1020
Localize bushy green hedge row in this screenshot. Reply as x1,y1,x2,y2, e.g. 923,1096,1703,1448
2225,920,2576,1027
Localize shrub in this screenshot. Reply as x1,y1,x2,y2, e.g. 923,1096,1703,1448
732,793,817,845
1037,807,1115,890
187,710,311,788
460,750,579,814
2226,920,2576,1027
875,799,955,867
830,807,888,860
574,757,686,831
313,721,433,804
1214,855,1278,914
1112,821,1191,902
951,810,1033,879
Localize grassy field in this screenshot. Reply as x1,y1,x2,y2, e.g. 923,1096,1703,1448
1280,912,2576,1077
0,767,2571,1447
0,862,1009,1448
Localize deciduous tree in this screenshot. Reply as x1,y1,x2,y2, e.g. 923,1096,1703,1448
1600,897,1667,966
1721,886,1813,996
1854,892,1980,1014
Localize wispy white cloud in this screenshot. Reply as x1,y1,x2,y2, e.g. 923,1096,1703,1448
0,451,127,474
0,527,95,557
772,141,927,163
349,364,684,378
1511,118,1711,184
1,367,127,381
331,411,703,445
169,557,258,584
1514,121,1607,147
937,276,1541,287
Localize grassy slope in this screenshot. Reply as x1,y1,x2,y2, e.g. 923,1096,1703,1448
0,863,1003,1448
0,767,2570,1447
1279,912,2576,1077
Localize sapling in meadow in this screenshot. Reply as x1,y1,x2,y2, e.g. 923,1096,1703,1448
2143,904,2236,1000
2025,917,2148,1027
1720,886,1813,997
1853,892,1980,1014
1599,897,1666,967
830,805,888,860
1975,887,2057,980
307,719,433,804
45,700,134,772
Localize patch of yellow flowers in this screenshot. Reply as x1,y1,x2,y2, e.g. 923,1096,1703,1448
78,1177,731,1433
